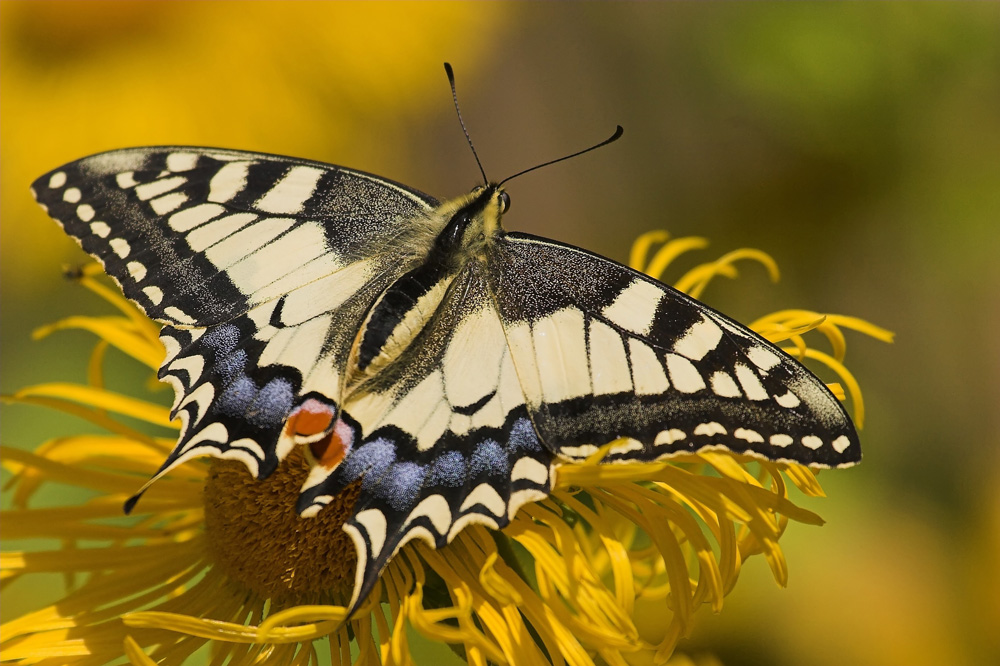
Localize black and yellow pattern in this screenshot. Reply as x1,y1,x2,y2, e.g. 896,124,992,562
32,145,859,610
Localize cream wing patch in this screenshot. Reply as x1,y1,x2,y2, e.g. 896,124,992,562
673,315,723,361
222,222,332,299
442,307,507,411
588,319,633,396
503,321,542,408
532,307,591,403
207,161,251,203
628,339,670,395
601,278,664,336
254,165,325,215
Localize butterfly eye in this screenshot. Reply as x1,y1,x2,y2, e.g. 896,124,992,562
499,190,510,214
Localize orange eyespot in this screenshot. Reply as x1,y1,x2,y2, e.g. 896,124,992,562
309,427,351,469
286,399,355,470
286,398,335,437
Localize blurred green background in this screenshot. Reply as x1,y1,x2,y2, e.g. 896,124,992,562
2,3,999,665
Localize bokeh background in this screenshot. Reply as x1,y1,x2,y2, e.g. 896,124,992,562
3,3,999,665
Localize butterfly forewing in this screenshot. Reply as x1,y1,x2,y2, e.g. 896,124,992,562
487,233,860,467
31,147,438,327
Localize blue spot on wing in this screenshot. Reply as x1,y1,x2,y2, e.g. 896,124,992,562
508,418,542,453
214,349,248,382
200,324,240,355
471,439,508,478
216,376,256,417
341,439,397,493
247,377,294,428
376,461,426,511
427,451,466,487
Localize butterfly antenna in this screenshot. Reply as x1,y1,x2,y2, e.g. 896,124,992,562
445,62,489,185
500,125,624,186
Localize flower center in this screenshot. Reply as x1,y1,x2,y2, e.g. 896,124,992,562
203,448,361,604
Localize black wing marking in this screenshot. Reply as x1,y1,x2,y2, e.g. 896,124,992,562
31,147,438,327
485,232,860,468
296,260,552,610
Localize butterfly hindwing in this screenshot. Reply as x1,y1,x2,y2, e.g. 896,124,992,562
297,259,552,609
31,147,438,327
152,255,407,483
487,232,860,467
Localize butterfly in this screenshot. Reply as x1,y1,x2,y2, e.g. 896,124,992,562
31,82,859,613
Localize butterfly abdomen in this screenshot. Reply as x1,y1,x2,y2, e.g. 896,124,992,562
350,265,456,382
349,187,508,383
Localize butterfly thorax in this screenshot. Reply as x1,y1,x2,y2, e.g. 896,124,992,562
345,185,507,390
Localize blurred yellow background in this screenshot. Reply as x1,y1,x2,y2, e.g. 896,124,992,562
2,2,999,665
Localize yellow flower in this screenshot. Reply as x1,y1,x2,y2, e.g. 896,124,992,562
0,234,892,665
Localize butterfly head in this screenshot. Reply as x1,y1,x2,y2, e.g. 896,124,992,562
432,183,509,259
465,182,509,216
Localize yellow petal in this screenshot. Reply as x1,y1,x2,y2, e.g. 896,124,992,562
9,383,173,428
644,236,711,281
629,230,671,271
34,315,163,370
123,635,158,666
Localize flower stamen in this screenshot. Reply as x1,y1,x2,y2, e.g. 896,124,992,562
202,448,361,604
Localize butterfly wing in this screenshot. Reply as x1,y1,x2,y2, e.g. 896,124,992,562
298,259,552,609
149,257,405,486
32,148,441,484
32,147,437,326
297,225,859,612
485,232,860,467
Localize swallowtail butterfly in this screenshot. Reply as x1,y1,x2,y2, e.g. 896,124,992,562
32,75,859,611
